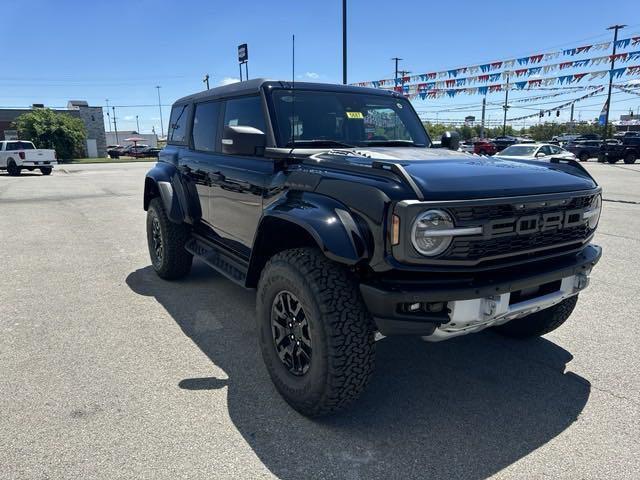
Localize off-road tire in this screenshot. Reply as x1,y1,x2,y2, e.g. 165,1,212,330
607,157,619,164
7,160,21,176
493,295,578,339
146,196,192,280
256,248,376,417
579,152,589,162
597,154,606,163
624,152,636,164
40,167,52,175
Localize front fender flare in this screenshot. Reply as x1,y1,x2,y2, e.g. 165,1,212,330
144,162,192,223
260,192,369,265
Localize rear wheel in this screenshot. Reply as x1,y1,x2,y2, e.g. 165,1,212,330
493,296,578,338
146,196,193,280
579,152,589,162
624,152,636,164
40,167,52,175
7,160,21,176
257,248,375,417
607,157,619,164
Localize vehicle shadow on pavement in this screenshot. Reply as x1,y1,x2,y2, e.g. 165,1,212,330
126,263,591,480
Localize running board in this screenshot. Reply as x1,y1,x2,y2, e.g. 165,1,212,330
185,236,249,286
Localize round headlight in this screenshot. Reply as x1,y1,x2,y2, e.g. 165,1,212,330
411,209,454,256
587,194,602,229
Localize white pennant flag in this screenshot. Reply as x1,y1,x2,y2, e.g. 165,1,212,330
504,59,515,68
543,77,556,86
593,42,611,51
589,71,608,80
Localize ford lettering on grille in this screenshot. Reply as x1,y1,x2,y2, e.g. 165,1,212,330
485,208,586,239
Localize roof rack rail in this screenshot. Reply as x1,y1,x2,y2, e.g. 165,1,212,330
371,160,424,201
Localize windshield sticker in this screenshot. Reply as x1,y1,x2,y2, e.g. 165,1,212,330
345,111,364,119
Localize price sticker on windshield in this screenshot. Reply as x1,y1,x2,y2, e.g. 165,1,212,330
345,112,364,119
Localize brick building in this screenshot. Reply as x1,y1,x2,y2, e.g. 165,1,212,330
0,100,107,158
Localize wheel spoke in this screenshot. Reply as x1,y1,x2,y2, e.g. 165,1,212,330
271,290,312,376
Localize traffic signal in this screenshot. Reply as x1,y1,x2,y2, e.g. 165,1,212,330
556,110,560,117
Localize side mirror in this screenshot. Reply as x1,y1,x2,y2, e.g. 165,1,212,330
441,131,460,151
535,152,546,158
222,125,266,156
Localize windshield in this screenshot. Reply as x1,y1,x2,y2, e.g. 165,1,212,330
269,89,430,148
501,145,537,156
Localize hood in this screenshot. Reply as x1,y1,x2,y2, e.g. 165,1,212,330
305,147,597,200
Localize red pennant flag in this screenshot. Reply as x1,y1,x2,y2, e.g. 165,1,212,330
575,45,592,54
418,83,427,90
489,84,502,92
490,61,503,70
402,76,410,83
611,53,628,62
445,79,455,87
633,37,640,46
529,54,544,63
573,73,587,82
528,79,542,87
515,69,528,77
478,74,490,82
559,62,573,70
427,72,436,79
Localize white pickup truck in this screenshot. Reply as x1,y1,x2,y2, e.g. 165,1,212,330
0,140,57,176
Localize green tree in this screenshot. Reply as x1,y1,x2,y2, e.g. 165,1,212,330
13,109,86,159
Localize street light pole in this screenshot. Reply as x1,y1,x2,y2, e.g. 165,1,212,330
502,72,511,136
203,74,210,90
155,86,164,138
392,57,402,84
136,115,140,134
105,99,111,133
342,0,347,84
604,24,626,139
112,106,119,145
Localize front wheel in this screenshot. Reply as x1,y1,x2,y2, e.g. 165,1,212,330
607,157,619,164
579,152,589,162
40,167,52,175
146,197,193,280
493,296,578,339
624,152,636,164
256,248,375,417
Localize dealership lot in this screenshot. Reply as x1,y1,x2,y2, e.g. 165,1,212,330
1,162,638,479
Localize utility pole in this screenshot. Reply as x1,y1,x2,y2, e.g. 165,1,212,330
342,0,347,84
105,99,111,133
480,94,487,138
604,24,626,139
112,106,119,145
136,115,140,134
392,57,402,84
203,74,210,90
569,102,575,131
155,86,164,138
399,70,411,88
502,71,510,136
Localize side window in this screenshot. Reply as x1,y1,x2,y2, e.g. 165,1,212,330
192,101,222,152
168,104,191,144
6,142,17,151
223,96,266,133
549,145,562,154
539,145,552,155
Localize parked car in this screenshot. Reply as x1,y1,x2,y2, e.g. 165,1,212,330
142,79,602,417
126,145,151,158
108,145,127,158
613,131,640,138
473,139,497,155
575,133,601,141
491,135,519,152
598,136,640,164
564,140,602,162
0,140,56,175
552,133,580,143
141,147,161,158
458,141,474,153
494,143,576,161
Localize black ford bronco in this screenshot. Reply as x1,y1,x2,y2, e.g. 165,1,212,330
143,79,602,416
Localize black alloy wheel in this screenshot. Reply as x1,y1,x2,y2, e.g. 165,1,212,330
271,290,312,376
151,216,163,264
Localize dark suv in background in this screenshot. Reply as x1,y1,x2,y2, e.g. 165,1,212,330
599,136,640,164
143,79,602,416
565,140,602,162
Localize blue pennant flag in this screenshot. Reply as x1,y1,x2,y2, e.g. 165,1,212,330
615,38,631,49
563,48,577,56
448,69,458,78
528,67,542,75
446,89,457,97
420,74,428,81
610,67,626,79
559,75,573,84
456,78,466,86
489,73,501,82
395,78,400,86
517,57,529,65
573,59,590,68
515,81,527,90
425,82,435,89
419,92,427,100
480,64,491,73
478,86,488,95
628,51,640,61
372,81,380,88
403,85,410,93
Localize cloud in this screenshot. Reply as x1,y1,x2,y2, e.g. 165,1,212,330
219,77,240,86
304,72,320,79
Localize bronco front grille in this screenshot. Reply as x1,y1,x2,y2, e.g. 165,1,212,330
441,193,596,263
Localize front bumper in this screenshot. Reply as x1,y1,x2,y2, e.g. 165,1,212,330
360,244,601,337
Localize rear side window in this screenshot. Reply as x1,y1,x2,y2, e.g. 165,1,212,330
6,141,35,150
192,101,222,152
223,96,266,133
168,104,191,144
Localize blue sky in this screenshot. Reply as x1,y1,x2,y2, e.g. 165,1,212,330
2,0,640,134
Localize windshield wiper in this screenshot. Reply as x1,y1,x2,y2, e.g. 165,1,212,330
360,139,421,147
286,139,355,148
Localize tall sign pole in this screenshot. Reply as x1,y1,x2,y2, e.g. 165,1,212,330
342,0,347,84
155,86,164,138
604,24,626,139
238,44,249,81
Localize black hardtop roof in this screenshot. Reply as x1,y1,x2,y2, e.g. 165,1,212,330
172,78,399,106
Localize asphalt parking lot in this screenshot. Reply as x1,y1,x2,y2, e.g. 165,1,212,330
1,161,638,479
